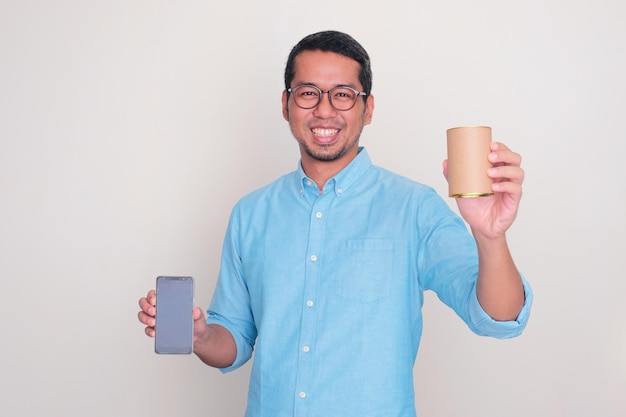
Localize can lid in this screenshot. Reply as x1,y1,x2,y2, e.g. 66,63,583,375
446,126,491,132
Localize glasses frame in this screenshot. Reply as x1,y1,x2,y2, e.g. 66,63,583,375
287,84,368,111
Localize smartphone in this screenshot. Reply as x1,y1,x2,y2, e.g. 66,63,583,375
155,276,194,354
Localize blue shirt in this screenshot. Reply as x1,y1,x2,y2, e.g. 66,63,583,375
206,148,533,417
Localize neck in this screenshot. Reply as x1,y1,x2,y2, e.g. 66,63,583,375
301,151,357,191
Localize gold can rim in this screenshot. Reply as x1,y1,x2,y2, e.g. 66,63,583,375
449,192,494,198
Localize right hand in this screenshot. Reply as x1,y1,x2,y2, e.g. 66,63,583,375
138,289,237,367
137,289,157,337
137,289,209,340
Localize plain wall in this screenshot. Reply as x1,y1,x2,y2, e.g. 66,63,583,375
1,1,625,416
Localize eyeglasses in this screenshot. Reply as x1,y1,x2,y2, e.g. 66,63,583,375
287,84,368,111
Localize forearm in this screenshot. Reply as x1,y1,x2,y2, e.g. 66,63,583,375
194,324,237,368
474,233,525,321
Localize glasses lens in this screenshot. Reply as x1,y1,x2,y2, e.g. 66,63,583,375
330,87,358,110
292,86,321,109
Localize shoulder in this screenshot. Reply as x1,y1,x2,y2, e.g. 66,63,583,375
368,164,438,198
233,171,298,210
364,164,458,221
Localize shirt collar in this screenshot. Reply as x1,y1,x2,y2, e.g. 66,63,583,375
296,147,372,197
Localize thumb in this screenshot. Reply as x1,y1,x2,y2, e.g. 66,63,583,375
193,306,205,321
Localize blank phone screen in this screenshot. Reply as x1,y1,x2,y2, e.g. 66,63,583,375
155,276,194,354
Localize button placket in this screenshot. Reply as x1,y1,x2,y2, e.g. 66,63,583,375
294,193,330,415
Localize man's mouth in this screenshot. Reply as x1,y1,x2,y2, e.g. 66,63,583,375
312,128,339,140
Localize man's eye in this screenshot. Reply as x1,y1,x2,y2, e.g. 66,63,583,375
333,89,355,100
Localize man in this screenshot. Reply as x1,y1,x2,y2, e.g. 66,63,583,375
138,30,532,416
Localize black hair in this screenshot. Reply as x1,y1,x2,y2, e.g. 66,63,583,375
284,30,372,96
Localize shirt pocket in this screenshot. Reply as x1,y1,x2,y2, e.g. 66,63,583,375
334,239,394,302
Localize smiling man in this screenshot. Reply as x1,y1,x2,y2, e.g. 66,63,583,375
282,49,374,182
138,30,533,416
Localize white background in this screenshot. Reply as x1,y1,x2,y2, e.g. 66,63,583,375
1,1,625,416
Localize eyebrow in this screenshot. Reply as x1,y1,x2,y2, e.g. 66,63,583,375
292,82,360,90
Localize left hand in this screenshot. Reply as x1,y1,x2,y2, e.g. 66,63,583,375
443,141,524,240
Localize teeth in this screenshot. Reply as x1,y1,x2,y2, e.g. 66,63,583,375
312,128,338,137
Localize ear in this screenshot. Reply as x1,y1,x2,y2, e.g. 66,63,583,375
282,89,289,121
363,94,375,126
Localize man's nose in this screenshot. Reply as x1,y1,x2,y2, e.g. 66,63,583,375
313,91,337,117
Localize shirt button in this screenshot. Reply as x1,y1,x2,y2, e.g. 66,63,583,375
303,345,310,352
310,255,317,262
299,391,306,399
315,212,322,218
306,180,313,187
306,300,314,307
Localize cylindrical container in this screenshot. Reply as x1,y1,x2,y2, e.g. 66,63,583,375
446,126,493,198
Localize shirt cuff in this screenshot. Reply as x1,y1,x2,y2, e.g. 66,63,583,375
468,275,534,338
205,312,255,373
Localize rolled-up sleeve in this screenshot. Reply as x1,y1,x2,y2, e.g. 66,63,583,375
467,275,534,338
205,311,255,372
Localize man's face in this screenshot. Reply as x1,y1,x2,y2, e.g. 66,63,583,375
282,50,374,166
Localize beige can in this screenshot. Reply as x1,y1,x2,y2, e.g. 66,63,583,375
446,126,494,198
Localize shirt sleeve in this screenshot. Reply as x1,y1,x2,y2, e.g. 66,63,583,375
467,275,533,338
205,205,257,373
416,187,533,338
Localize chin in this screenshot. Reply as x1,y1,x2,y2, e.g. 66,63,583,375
302,141,336,159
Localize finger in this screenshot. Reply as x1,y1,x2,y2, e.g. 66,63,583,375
489,142,522,167
138,297,156,316
489,141,513,153
146,289,156,306
138,311,156,327
193,306,205,321
492,180,523,196
488,165,525,184
145,326,155,338
442,159,449,180
490,141,507,151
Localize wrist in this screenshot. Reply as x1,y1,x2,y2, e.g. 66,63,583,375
471,227,507,245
